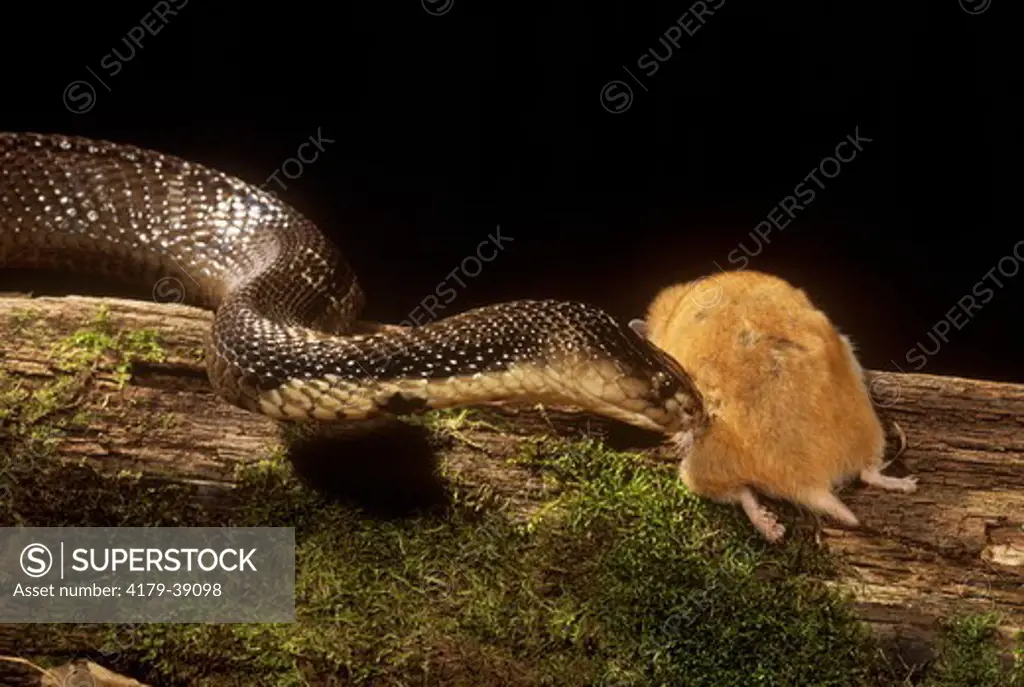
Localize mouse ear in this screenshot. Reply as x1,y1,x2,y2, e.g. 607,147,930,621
628,318,649,338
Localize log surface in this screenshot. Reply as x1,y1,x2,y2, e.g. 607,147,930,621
0,294,1022,682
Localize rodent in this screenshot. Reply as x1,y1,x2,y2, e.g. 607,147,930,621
629,269,917,542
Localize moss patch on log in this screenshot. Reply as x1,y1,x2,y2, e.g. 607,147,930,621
922,613,1024,687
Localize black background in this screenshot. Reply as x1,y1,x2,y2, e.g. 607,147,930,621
1,0,1019,382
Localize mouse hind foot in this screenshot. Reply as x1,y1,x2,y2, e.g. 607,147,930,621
860,465,918,493
737,487,786,543
799,490,860,529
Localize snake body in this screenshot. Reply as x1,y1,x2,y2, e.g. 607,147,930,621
0,132,705,434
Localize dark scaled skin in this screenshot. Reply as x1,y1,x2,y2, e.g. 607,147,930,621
0,132,706,434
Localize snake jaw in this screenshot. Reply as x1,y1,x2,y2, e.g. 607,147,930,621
636,343,709,436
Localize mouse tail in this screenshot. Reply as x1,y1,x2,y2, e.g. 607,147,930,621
797,490,860,529
877,419,908,471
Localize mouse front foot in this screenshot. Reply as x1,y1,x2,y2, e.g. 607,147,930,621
738,487,786,543
670,429,695,456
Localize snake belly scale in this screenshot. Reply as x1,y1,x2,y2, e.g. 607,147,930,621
0,132,705,435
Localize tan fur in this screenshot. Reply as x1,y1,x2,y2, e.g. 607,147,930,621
639,270,917,542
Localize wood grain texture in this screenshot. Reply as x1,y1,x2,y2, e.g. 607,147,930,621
0,294,1021,682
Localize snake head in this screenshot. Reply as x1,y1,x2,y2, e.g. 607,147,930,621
623,316,708,436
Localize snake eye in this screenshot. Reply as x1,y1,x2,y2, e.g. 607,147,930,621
651,370,671,392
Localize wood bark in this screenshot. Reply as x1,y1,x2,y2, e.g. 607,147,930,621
0,294,1021,683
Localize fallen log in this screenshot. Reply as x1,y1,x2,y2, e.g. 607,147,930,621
0,294,1021,684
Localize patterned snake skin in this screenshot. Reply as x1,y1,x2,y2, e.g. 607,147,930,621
0,132,706,434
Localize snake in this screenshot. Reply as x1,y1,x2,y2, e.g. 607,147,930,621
0,132,706,436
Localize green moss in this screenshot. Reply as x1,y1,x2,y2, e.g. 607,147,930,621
53,435,872,687
188,344,207,363
1,306,163,450
0,369,87,466
1,305,170,522
923,613,1024,687
410,407,508,456
50,305,165,387
6,306,43,333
